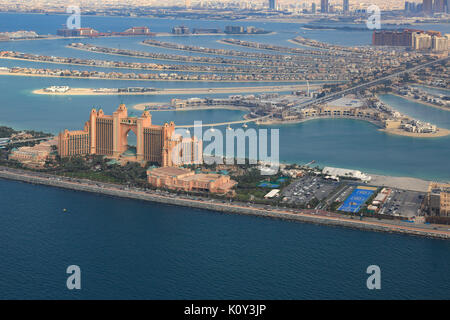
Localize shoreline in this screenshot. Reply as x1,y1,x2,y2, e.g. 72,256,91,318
379,127,450,138
0,56,270,75
29,88,450,138
141,40,281,60
416,84,450,93
0,31,270,42
32,84,319,96
0,71,317,83
258,115,450,138
389,93,450,112
0,167,448,240
67,45,275,67
133,103,250,112
287,39,327,50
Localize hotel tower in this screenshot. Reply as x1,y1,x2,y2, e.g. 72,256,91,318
58,104,202,166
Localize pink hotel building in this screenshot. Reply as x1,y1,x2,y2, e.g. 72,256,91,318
57,104,202,166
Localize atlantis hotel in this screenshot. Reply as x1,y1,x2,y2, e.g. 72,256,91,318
57,104,202,166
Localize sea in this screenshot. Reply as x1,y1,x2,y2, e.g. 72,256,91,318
0,12,449,299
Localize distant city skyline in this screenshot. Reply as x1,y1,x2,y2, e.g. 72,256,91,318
0,0,437,12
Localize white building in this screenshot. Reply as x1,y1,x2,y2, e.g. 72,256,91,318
322,167,371,182
432,36,449,52
412,33,432,50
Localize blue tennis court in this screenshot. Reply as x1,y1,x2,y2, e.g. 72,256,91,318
338,187,376,213
258,182,280,188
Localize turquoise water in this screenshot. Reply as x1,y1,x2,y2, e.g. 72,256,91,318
379,94,450,129
0,74,448,181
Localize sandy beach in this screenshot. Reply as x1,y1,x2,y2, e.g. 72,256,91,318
67,45,272,67
258,115,450,138
369,175,437,193
0,70,315,83
133,103,250,112
379,127,450,138
0,56,264,74
32,84,318,96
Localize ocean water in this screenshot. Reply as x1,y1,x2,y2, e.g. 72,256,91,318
1,179,449,299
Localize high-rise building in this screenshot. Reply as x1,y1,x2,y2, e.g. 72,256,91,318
321,0,329,13
372,30,415,47
412,32,432,50
431,35,449,51
269,0,277,10
311,2,317,13
372,29,442,48
172,26,190,34
423,0,433,14
343,0,350,13
433,0,446,12
58,104,202,167
405,1,416,13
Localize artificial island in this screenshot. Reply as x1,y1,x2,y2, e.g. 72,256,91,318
1,100,450,239
0,16,449,239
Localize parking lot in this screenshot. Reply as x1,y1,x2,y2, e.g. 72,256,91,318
282,176,340,205
379,189,424,217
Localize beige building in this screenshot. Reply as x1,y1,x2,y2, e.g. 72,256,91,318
431,36,449,52
147,167,237,194
9,138,57,168
426,182,450,217
412,32,432,50
300,105,383,122
384,119,402,129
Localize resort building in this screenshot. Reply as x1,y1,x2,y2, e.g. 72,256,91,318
9,138,57,168
322,167,372,182
57,104,202,166
426,182,450,217
413,32,433,50
146,167,237,194
431,35,449,52
299,97,385,123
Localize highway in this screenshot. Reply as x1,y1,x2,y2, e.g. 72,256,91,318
175,115,272,128
294,56,450,110
2,136,53,145
1,166,449,240
176,56,449,128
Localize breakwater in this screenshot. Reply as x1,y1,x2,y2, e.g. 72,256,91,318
0,167,449,240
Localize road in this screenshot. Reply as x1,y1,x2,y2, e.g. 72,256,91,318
2,136,53,145
1,166,449,239
174,56,449,128
294,56,450,110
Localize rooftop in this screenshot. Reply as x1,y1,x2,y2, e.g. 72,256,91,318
147,166,192,177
